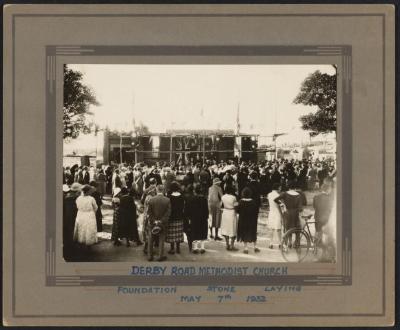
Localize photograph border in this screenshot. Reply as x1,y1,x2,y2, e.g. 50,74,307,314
50,45,350,288
52,48,351,284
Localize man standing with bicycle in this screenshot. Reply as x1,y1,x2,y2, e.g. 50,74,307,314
313,182,334,261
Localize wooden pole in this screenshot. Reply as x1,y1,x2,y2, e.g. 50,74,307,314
119,133,123,164
169,134,173,163
202,132,205,163
240,136,242,161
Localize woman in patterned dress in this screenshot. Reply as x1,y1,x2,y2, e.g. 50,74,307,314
166,181,185,254
111,187,122,246
267,182,283,249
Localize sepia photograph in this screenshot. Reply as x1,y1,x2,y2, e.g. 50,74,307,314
62,64,337,263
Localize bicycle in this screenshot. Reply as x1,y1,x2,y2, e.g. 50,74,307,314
280,214,322,262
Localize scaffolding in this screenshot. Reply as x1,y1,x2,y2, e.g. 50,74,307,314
124,131,259,164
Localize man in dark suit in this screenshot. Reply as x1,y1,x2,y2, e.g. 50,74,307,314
82,166,90,184
147,185,171,261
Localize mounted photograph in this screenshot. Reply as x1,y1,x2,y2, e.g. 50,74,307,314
62,64,337,263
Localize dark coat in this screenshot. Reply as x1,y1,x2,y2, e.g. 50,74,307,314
259,173,271,195
118,194,139,241
114,175,122,189
91,190,103,232
237,199,258,242
96,173,106,195
237,171,249,196
182,173,194,187
83,171,90,184
274,192,303,231
111,197,121,241
184,194,209,241
63,191,79,259
247,180,262,209
168,194,185,222
298,166,308,191
125,171,134,189
199,170,212,187
105,167,113,194
271,170,281,185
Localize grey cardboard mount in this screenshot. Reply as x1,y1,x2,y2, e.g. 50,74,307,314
2,4,395,327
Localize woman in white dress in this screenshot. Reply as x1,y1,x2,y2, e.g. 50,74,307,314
73,184,98,247
220,186,239,251
267,182,282,249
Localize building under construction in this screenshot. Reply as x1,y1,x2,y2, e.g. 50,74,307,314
97,128,259,165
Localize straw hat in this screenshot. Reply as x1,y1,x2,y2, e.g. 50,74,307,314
213,178,222,185
70,183,82,192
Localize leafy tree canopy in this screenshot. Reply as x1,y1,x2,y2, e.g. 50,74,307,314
293,70,337,137
64,66,99,140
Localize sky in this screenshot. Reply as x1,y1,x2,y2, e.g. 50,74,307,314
66,64,336,148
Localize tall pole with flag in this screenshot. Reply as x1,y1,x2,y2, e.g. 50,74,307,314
236,102,240,135
201,107,205,163
132,92,137,163
132,92,136,131
236,103,241,159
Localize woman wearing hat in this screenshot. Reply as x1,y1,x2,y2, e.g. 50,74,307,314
73,184,98,247
183,184,209,254
208,177,223,240
267,182,283,249
237,187,260,254
220,185,239,251
166,182,185,254
63,182,81,260
111,187,123,246
118,187,142,247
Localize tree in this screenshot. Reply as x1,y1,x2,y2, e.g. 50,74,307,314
63,66,99,140
293,69,337,137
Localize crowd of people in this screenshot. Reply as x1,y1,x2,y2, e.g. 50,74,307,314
63,157,336,262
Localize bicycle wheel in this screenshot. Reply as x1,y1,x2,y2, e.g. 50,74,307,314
280,229,311,262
